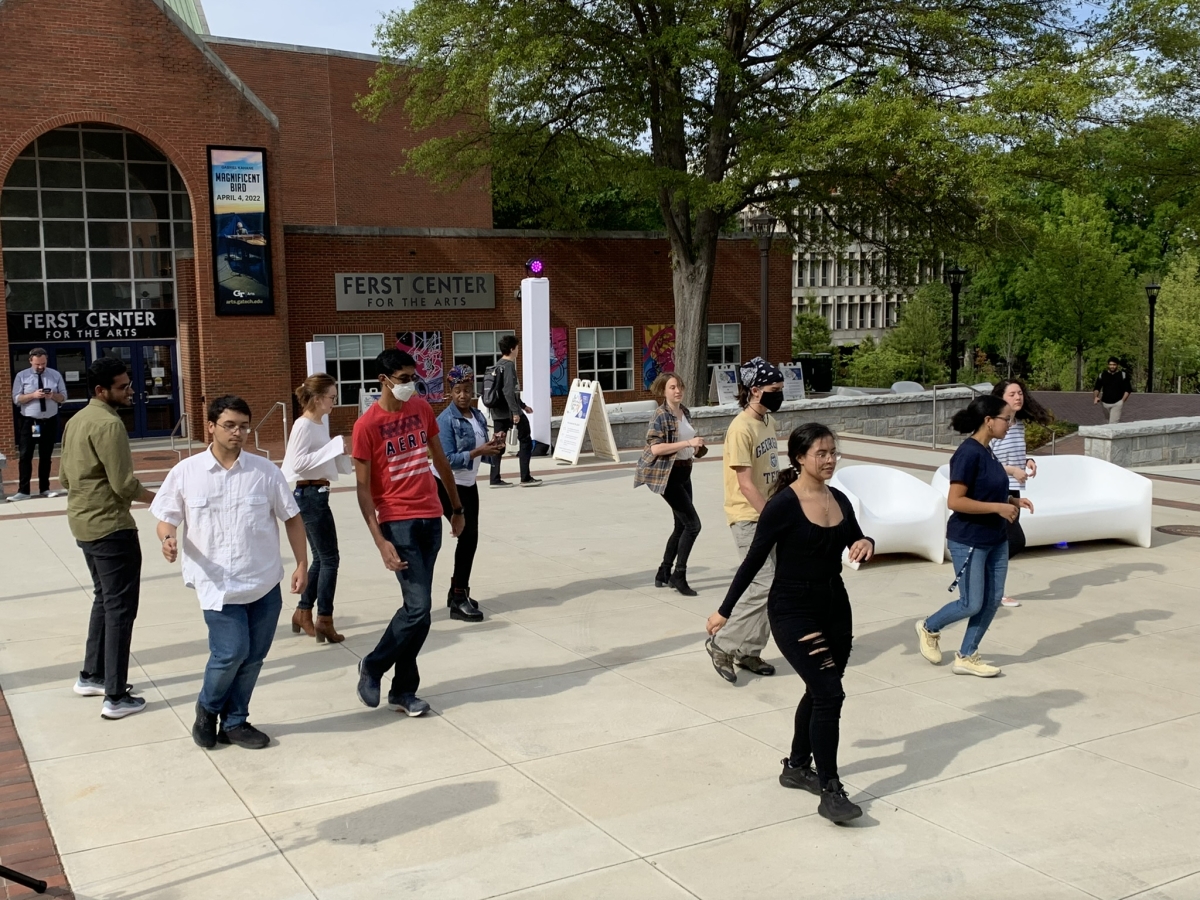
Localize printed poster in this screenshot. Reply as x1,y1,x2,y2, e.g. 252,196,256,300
395,331,444,401
550,327,569,396
208,147,273,315
642,324,676,389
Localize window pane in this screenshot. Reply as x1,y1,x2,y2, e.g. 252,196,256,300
597,328,614,349
724,346,738,363
577,328,595,350
477,331,496,353
81,130,124,161
38,160,82,189
615,349,632,370
340,383,361,406
43,220,85,248
597,350,614,369
338,335,361,358
316,335,337,360
133,251,172,279
135,280,174,309
361,334,384,357
616,370,631,391
90,250,131,279
170,167,186,192
339,359,362,381
86,191,126,219
129,192,170,220
172,221,193,249
363,357,381,381
726,324,740,343
706,345,723,365
47,281,88,309
1,219,40,247
598,371,615,391
89,221,129,248
171,192,191,220
578,350,595,372
617,327,633,348
38,129,80,159
2,251,42,280
84,161,126,190
45,251,87,279
4,159,37,188
130,221,171,247
92,282,132,308
127,163,169,191
454,332,475,354
1,189,40,217
124,134,165,162
6,281,44,310
708,324,723,344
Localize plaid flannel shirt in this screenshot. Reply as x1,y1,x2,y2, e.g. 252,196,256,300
633,404,689,495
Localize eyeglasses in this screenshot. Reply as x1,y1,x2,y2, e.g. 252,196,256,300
216,422,252,434
808,451,842,462
992,415,1012,423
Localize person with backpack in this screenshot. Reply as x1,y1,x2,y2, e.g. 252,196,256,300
485,335,541,487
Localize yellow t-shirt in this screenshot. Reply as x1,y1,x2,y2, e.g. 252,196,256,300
723,410,779,524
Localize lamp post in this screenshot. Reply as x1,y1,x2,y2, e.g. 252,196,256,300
945,265,967,385
1145,279,1161,393
750,213,778,360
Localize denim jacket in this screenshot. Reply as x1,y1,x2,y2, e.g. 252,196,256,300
437,404,489,471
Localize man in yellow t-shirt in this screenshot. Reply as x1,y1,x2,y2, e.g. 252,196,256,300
707,358,784,684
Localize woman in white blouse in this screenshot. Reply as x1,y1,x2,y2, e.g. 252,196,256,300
282,374,350,642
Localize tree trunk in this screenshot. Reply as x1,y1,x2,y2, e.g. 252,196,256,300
1074,345,1084,391
668,225,720,407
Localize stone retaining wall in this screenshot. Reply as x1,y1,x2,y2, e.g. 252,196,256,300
1081,417,1200,467
549,388,975,452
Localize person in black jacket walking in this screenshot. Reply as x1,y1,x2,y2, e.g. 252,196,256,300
1093,357,1132,423
488,335,541,487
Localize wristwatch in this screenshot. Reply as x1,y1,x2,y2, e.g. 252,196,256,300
452,507,465,516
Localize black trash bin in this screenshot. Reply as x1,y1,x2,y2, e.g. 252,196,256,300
808,353,834,393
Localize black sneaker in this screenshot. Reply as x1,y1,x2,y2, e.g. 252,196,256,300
100,693,146,720
490,480,515,488
357,659,381,708
217,722,271,750
193,702,218,749
736,655,776,676
779,759,821,795
818,778,863,823
705,637,737,684
387,693,431,717
519,478,543,487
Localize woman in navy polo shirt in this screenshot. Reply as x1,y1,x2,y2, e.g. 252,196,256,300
915,394,1034,678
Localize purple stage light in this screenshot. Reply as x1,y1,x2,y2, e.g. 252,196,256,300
525,257,545,275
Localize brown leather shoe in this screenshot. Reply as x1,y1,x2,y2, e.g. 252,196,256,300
291,607,316,637
314,615,345,644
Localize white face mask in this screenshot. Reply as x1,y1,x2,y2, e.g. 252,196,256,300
389,380,417,402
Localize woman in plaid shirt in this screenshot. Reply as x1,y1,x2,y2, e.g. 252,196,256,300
634,373,707,595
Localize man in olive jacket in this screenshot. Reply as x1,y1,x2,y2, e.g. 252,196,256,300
59,357,155,720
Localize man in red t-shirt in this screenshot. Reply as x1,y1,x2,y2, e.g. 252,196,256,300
353,349,464,717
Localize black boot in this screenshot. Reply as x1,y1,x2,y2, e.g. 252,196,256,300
668,567,698,597
448,587,483,622
654,564,672,588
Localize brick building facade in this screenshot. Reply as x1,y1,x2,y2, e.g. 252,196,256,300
0,0,792,459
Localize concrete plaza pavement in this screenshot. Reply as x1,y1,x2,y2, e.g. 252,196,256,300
2,436,1200,899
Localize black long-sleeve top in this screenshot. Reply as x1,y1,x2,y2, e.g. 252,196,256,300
719,486,872,619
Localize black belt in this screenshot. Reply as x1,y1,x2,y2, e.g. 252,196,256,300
296,479,330,488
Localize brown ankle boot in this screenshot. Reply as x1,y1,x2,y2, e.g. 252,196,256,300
291,608,316,637
314,615,345,644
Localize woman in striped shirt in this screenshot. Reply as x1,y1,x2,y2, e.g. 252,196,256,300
989,379,1052,607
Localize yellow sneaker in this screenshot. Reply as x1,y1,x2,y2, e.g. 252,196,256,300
915,620,942,665
952,652,1000,677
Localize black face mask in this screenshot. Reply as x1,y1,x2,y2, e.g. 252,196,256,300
758,390,784,412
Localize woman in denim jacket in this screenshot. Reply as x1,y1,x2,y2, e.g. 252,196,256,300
634,373,706,595
435,366,506,622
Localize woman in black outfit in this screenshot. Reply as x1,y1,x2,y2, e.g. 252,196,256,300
707,423,873,824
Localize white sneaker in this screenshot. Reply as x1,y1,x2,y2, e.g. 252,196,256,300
101,694,147,719
1001,597,1021,608
915,620,942,665
7,492,32,502
952,652,1001,677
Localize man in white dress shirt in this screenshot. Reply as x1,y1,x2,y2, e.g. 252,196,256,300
152,395,308,750
10,347,67,500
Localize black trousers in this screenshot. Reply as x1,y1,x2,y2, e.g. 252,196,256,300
661,461,701,570
488,416,533,483
79,529,142,701
769,580,853,787
437,478,480,589
17,415,57,495
1007,489,1026,559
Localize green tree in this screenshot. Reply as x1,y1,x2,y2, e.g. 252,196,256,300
1154,251,1200,391
886,284,949,384
792,313,832,357
357,0,1168,403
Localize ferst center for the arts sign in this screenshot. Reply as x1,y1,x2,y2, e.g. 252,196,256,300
8,310,177,341
335,273,496,311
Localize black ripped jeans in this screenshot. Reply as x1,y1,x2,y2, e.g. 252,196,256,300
768,578,853,788
661,461,701,571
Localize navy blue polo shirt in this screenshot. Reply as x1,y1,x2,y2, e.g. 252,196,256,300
946,437,1010,547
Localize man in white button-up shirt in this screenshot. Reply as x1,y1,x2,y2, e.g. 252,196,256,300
152,395,308,751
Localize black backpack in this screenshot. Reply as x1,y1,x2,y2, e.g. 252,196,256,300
481,363,504,409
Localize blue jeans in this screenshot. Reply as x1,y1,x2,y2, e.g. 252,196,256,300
363,518,442,697
925,540,1009,657
199,585,283,728
295,487,339,616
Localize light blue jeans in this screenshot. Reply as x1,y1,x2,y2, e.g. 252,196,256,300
925,540,1009,657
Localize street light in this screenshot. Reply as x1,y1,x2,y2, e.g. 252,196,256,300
749,212,778,360
945,265,967,385
1145,279,1161,393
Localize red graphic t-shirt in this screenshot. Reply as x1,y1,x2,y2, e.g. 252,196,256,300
352,397,443,524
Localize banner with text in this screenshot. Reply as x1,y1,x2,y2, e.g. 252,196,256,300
208,147,274,316
7,310,177,342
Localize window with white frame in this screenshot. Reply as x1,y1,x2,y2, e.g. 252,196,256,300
452,329,516,396
706,323,742,380
315,333,385,406
577,326,634,391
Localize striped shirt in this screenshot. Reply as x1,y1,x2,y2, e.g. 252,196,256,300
990,419,1028,492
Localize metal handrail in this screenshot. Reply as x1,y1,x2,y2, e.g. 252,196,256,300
169,413,194,463
253,401,288,461
930,383,988,449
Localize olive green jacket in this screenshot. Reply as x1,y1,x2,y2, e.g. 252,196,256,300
58,399,145,542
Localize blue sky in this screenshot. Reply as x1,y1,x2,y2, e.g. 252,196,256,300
201,0,407,54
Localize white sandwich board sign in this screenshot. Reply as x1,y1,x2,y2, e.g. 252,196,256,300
553,379,620,465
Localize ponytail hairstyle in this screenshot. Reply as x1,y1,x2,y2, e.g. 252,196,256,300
949,394,1007,435
295,373,336,411
992,378,1052,426
737,382,752,409
773,422,837,497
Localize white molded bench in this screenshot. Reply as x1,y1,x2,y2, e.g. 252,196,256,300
829,464,947,564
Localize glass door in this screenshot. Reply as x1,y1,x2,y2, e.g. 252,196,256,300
95,341,179,438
